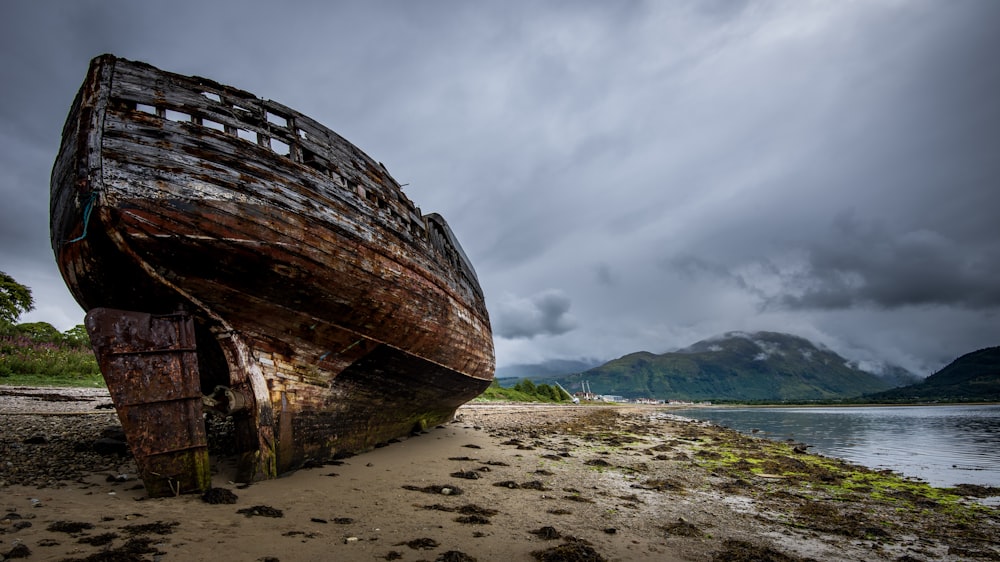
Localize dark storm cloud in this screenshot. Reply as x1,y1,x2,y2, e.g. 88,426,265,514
773,213,1000,311
1,0,999,375
494,289,577,339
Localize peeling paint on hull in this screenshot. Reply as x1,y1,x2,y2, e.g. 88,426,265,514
50,55,494,496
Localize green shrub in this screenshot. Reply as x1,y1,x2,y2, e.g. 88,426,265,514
0,323,103,387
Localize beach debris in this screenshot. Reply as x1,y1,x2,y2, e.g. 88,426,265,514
402,484,464,495
452,504,498,524
333,517,354,524
530,536,607,562
631,478,683,492
493,479,549,491
459,505,498,516
419,503,456,512
450,470,481,480
202,487,238,504
122,520,179,536
529,526,562,540
283,530,319,539
710,538,805,562
47,521,94,534
1,512,32,532
77,532,119,546
663,518,704,538
436,551,478,562
396,537,439,550
4,542,31,559
237,505,284,518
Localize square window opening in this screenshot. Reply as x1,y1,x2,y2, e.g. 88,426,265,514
267,112,288,127
165,109,190,123
237,129,258,143
202,119,226,133
271,138,290,155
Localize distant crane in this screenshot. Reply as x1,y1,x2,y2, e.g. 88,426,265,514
553,381,579,404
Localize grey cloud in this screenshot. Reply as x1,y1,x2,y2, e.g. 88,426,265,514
594,263,616,287
774,213,1000,311
667,255,751,290
494,289,577,339
2,0,999,373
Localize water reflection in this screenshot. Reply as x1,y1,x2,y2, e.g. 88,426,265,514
671,405,1000,488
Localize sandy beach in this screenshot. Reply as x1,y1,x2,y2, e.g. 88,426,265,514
1,387,998,561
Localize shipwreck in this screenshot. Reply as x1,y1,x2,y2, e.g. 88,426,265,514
50,55,495,496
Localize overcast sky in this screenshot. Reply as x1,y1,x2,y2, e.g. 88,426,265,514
2,0,998,376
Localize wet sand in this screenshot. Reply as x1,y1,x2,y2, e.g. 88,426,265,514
2,390,999,561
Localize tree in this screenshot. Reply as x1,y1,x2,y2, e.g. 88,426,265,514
514,379,537,395
536,384,559,401
62,324,92,348
0,271,34,325
15,322,61,343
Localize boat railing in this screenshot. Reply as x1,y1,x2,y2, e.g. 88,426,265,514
105,56,481,296
107,57,428,240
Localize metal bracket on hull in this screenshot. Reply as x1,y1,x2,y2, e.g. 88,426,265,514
203,385,251,416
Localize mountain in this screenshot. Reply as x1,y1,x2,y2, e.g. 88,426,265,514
865,346,1000,402
554,331,900,402
495,358,602,386
866,364,922,389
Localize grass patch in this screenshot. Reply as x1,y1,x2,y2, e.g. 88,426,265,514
1,372,105,388
1,330,103,387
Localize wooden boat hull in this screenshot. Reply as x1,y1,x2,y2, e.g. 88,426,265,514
51,55,494,495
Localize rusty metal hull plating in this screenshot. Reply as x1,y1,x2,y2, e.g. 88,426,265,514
50,55,495,496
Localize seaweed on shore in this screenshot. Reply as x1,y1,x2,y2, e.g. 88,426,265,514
236,505,284,518
710,538,811,562
530,536,607,562
402,484,464,495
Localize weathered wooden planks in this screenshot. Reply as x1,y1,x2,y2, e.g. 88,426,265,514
51,55,494,495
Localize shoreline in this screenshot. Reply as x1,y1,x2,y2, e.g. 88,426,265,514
2,391,999,560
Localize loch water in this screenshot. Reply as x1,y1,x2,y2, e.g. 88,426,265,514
671,405,1000,491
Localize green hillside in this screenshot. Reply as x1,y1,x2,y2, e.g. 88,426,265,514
865,346,1000,402
556,332,897,401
